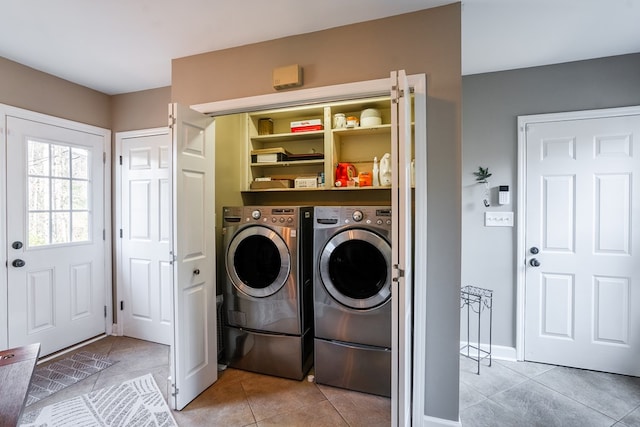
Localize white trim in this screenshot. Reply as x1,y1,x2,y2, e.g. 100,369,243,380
421,415,462,427
114,127,170,338
516,105,640,361
0,103,112,351
192,75,427,426
191,78,391,116
459,342,517,362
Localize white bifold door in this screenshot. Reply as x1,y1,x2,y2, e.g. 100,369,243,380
521,108,640,376
169,104,218,410
6,115,108,356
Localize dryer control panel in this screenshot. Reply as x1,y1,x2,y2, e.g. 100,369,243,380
314,206,392,230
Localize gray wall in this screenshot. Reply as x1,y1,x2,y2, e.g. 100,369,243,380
462,53,640,350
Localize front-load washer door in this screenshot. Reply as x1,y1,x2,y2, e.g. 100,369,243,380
227,225,291,298
319,228,391,310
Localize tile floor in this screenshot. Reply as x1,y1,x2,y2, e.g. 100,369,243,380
23,335,390,426
23,335,640,426
459,355,640,427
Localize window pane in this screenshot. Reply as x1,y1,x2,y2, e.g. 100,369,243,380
72,212,90,242
29,212,50,246
51,144,70,177
28,140,50,176
52,179,70,210
72,180,88,210
28,177,50,210
71,147,89,179
52,212,70,244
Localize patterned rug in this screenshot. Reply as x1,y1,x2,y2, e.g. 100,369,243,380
20,373,177,427
26,351,117,406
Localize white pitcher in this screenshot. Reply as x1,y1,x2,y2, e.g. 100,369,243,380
379,153,391,186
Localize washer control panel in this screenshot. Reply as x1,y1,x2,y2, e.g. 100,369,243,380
314,206,391,230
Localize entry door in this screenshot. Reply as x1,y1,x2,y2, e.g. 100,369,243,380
118,129,172,345
6,116,106,356
169,104,218,410
522,109,640,375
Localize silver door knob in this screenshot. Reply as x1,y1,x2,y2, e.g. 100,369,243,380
529,258,540,267
12,259,25,268
530,247,539,254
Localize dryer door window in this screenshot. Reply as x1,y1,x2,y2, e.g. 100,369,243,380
227,226,291,298
319,228,391,309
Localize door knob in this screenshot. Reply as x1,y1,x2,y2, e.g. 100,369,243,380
12,259,25,268
12,241,23,250
530,247,539,254
193,269,200,275
529,258,540,267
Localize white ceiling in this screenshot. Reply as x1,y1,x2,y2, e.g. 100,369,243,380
0,0,638,95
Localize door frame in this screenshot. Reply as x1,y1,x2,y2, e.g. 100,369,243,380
0,103,113,350
192,74,427,426
516,104,640,360
114,127,170,337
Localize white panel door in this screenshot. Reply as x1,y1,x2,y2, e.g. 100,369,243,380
523,112,640,375
6,116,106,356
119,129,172,345
169,104,217,410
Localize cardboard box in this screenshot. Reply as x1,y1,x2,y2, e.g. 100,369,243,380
294,177,318,188
290,119,323,132
250,179,294,190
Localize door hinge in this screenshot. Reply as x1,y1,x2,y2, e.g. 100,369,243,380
104,305,107,318
103,229,106,240
119,155,123,165
120,229,123,238
171,384,179,397
392,264,405,282
103,152,106,164
168,115,176,129
120,301,124,310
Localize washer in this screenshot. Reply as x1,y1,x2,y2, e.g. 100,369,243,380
313,206,392,396
223,206,313,380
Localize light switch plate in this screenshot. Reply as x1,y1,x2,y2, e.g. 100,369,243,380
485,211,514,227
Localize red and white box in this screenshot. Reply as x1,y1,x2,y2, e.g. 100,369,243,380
290,119,323,133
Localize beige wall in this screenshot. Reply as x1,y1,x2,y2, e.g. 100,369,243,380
0,57,111,128
172,5,462,422
111,87,171,132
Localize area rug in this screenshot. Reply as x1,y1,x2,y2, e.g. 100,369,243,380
26,351,117,406
20,373,177,427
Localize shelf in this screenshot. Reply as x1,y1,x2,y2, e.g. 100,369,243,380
251,130,325,143
331,124,391,135
250,159,325,168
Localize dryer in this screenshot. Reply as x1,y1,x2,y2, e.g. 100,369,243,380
313,206,392,397
223,206,313,380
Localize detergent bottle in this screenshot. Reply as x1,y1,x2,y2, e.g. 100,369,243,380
372,156,380,187
379,153,391,186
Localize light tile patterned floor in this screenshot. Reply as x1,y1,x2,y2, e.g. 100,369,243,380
23,336,640,426
459,356,640,427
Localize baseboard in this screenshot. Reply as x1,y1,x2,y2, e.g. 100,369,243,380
421,414,462,426
460,342,517,361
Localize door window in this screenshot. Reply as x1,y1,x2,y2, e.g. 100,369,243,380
27,140,91,247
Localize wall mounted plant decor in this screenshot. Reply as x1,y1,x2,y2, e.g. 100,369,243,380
473,166,492,184
474,166,492,207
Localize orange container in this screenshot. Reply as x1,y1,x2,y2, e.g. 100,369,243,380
358,171,372,187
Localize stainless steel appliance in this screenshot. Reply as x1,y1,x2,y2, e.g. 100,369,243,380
222,206,314,380
313,206,392,396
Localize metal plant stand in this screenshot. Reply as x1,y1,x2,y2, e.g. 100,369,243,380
460,285,493,374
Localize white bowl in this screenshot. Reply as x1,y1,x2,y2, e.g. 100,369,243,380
360,108,381,126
